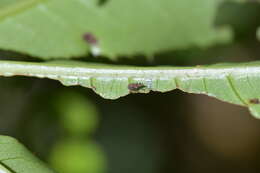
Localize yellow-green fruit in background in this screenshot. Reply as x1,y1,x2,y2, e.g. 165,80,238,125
50,139,106,173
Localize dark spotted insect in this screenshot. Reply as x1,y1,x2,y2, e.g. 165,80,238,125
83,32,101,56
249,98,260,104
83,32,98,45
128,83,146,92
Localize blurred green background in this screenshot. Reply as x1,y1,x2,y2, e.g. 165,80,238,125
2,1,260,173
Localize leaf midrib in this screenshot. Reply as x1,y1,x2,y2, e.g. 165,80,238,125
0,60,259,79
0,0,47,20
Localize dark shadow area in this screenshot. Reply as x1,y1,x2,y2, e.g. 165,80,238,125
1,77,260,172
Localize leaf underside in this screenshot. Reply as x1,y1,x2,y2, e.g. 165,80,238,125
0,0,231,59
0,135,55,173
0,60,260,118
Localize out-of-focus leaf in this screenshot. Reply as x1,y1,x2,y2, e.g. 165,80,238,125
0,0,231,59
0,0,41,18
0,135,55,173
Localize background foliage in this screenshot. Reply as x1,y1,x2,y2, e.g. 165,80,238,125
1,0,260,173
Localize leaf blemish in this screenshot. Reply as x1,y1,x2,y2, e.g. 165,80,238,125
249,98,260,104
128,83,146,92
83,32,101,56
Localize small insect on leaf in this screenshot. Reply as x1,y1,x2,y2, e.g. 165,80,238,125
83,33,98,45
249,98,260,104
83,32,101,56
128,83,146,92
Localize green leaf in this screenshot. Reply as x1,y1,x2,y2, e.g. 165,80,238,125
0,60,260,118
0,0,232,59
0,135,55,173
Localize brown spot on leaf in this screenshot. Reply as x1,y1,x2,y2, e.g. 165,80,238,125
249,98,260,104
